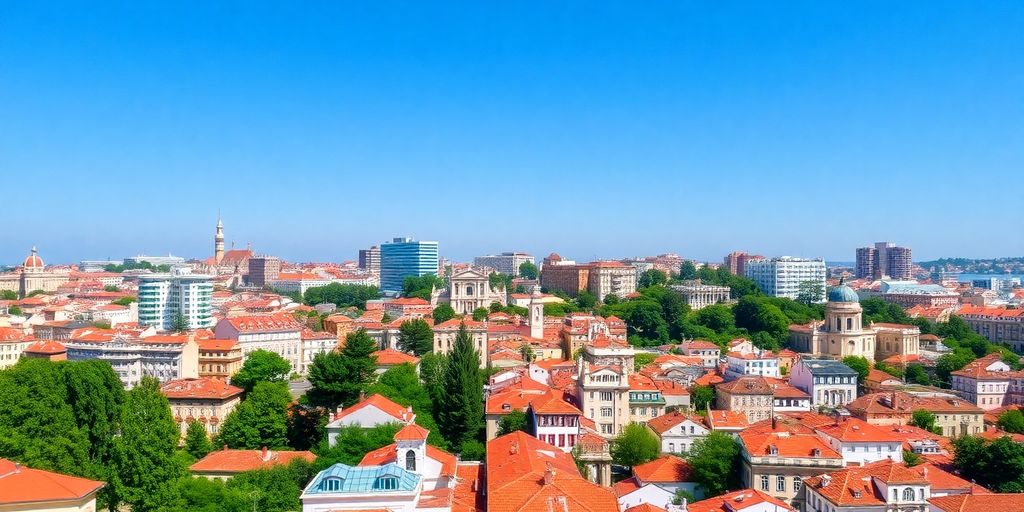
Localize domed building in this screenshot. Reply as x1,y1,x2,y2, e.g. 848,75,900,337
0,247,71,299
788,279,920,363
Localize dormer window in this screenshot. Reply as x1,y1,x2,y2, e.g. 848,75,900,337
320,477,343,492
374,477,399,490
902,488,915,501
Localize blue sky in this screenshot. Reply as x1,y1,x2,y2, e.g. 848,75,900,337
2,1,1022,265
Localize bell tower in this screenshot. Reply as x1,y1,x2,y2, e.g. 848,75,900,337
214,214,225,264
528,285,544,339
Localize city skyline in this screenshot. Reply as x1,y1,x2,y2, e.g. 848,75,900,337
4,2,1023,263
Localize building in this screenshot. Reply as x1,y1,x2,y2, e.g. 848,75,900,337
723,252,765,277
956,305,1024,352
22,340,68,362
679,340,721,368
670,280,733,310
300,329,338,375
716,376,775,424
325,394,416,446
685,489,793,512
576,339,637,437
486,431,619,512
845,391,984,437
161,377,243,439
724,347,780,380
949,353,1024,410
0,247,71,298
444,267,505,314
214,313,304,372
876,281,960,309
191,447,315,480
473,252,534,276
0,327,34,369
629,373,667,423
855,246,877,280
930,494,1024,512
616,455,701,511
137,269,215,331
744,257,826,301
432,319,487,367
588,261,638,299
789,358,858,408
379,238,439,295
855,242,913,280
358,245,381,272
247,255,281,288
803,459,930,512
739,416,845,506
64,331,199,387
813,418,904,466
646,410,710,454
0,458,104,512
540,262,590,297
197,338,243,380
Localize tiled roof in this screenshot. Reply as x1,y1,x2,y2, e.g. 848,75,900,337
740,424,841,459
452,462,485,512
716,376,774,395
632,455,692,483
929,493,1024,512
804,459,926,507
815,418,904,443
198,338,239,351
685,489,795,512
911,461,976,493
704,410,749,430
359,443,456,478
190,448,314,474
222,313,302,333
23,340,66,354
951,353,1019,380
0,458,104,505
161,378,243,400
394,423,429,441
331,394,414,425
624,504,668,512
612,476,642,497
647,410,702,435
372,348,420,366
846,391,983,415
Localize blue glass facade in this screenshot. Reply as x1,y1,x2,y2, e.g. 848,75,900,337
380,238,439,295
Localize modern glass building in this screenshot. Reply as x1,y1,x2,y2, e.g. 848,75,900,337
138,269,215,330
379,237,439,295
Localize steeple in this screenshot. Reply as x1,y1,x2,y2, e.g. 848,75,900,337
214,213,225,264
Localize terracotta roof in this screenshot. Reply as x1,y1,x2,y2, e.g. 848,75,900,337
198,338,239,351
815,418,904,443
612,476,642,497
647,410,703,435
332,394,414,424
624,505,668,512
740,425,841,459
372,348,420,366
0,458,103,505
846,391,983,415
161,378,243,400
221,313,302,333
704,410,749,430
434,318,486,330
951,353,1020,380
633,455,692,483
486,386,581,416
686,489,795,512
929,493,1024,512
190,448,314,474
716,376,774,395
359,443,457,478
394,423,429,441
23,340,66,355
0,327,29,342
911,461,976,493
452,462,485,512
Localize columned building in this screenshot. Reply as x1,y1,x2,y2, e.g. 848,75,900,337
670,280,732,310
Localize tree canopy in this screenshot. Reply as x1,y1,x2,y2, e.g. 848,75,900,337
953,435,1024,492
497,410,529,436
910,409,940,434
436,323,484,453
432,304,456,325
638,269,667,289
998,409,1024,434
687,432,741,497
518,261,539,279
402,274,445,300
307,330,378,408
397,319,434,356
216,381,292,450
231,350,291,393
842,356,870,385
610,423,660,467
303,283,379,309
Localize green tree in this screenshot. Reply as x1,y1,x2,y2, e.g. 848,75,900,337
905,363,931,385
231,350,291,393
604,294,620,305
432,303,457,325
611,423,660,468
170,313,189,332
308,330,378,408
365,363,446,448
694,304,735,332
734,296,790,340
303,283,379,309
575,290,597,309
796,280,824,305
112,296,136,306
498,410,529,435
634,352,656,372
687,432,741,497
842,356,871,385
936,349,976,386
472,307,489,321
0,290,16,300
402,274,445,300
910,409,941,434
7,305,22,316
998,409,1024,434
314,423,402,467
638,269,667,289
397,319,434,356
185,420,212,460
217,382,291,449
679,261,699,280
436,323,484,452
690,385,715,412
226,460,312,512
103,285,121,292
109,377,185,512
903,450,923,467
518,261,539,279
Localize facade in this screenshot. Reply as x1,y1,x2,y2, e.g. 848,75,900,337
540,262,589,297
358,245,381,272
813,418,904,466
739,417,845,506
161,377,243,439
679,340,721,368
300,329,338,375
247,256,281,287
432,319,487,368
629,374,667,424
950,353,1024,410
0,327,34,369
0,247,72,298
803,459,930,512
856,242,914,280
876,281,960,309
137,269,215,331
197,339,243,380
588,261,638,299
616,455,701,511
577,341,636,437
716,376,775,424
957,305,1024,352
646,410,710,454
744,257,826,301
64,332,199,387
723,251,765,276
445,268,505,314
845,391,984,437
325,394,416,446
379,238,439,295
789,358,858,408
213,313,304,372
473,252,534,276
670,280,733,310
0,458,104,512
724,348,780,380
855,246,877,280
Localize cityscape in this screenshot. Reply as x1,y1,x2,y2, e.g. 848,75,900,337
3,3,1024,512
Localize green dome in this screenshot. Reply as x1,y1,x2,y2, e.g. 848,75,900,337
828,284,859,303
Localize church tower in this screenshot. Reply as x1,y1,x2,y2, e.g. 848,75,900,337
214,215,225,264
528,285,544,339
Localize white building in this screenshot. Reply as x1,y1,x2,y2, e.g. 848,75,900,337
647,410,710,454
214,313,303,373
679,340,721,368
724,348,780,380
301,329,338,375
789,358,859,408
443,267,506,315
325,394,415,447
137,269,215,331
744,257,826,302
473,252,534,276
814,418,904,466
64,331,199,387
803,459,929,512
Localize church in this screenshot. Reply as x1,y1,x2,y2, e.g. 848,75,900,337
788,280,921,363
0,247,70,298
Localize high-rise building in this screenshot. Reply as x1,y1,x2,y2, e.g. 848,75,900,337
138,269,215,330
358,245,381,271
473,252,534,276
248,255,281,287
855,242,912,280
744,257,826,301
724,251,765,276
379,237,439,295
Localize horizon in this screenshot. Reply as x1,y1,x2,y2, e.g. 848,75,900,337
3,2,1023,264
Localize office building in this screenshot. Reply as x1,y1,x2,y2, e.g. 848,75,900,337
473,252,534,276
379,238,439,295
540,259,637,299
744,257,826,301
247,255,281,287
137,269,215,331
855,242,913,280
723,251,764,276
358,245,381,271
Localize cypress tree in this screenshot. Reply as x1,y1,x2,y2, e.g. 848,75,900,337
436,322,483,451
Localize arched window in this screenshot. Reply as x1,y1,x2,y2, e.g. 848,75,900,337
321,477,343,492
406,449,416,471
465,285,474,296
902,488,915,501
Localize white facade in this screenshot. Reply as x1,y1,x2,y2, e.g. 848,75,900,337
656,417,709,454
137,270,215,330
214,317,303,373
744,257,827,301
65,336,199,387
789,358,859,408
473,252,534,276
725,350,780,380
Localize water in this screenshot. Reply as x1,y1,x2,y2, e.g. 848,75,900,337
956,273,1024,282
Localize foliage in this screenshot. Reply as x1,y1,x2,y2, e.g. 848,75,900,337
397,319,434,356
953,435,1024,492
432,303,456,325
307,330,378,408
610,423,660,467
518,261,539,279
673,489,697,506
575,290,597,309
634,352,656,372
903,450,923,466
909,410,940,434
170,313,189,332
603,294,620,305
686,432,741,497
639,269,668,289
875,361,904,378
734,296,790,345
231,350,291,393
488,272,512,293
216,382,291,450
690,385,715,412
402,274,445,300
843,356,871,385
498,410,529,435
936,348,977,386
185,421,213,460
365,363,446,448
436,323,484,452
314,423,401,467
472,307,489,321
458,439,486,461
302,283,379,309
112,296,136,306
91,320,112,329
6,305,22,316
679,261,698,280
860,298,912,325
997,409,1024,434
0,290,17,300
905,363,931,385
104,261,171,273
795,280,824,305
103,285,121,292
694,304,735,332
543,301,577,317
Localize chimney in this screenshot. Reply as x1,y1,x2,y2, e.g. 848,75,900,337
922,466,928,478
771,416,778,431
261,446,269,461
222,444,228,451
510,440,519,455
13,463,20,473
821,474,832,488
543,463,556,485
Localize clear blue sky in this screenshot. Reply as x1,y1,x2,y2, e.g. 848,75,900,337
3,1,1022,265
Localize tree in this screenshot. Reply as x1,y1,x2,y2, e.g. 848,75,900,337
403,274,445,300
103,285,121,292
519,344,535,363
397,319,434,356
314,423,402,467
903,449,923,467
185,420,212,460
638,269,668,289
604,294,620,305
307,330,378,408
795,280,824,305
575,291,597,309
0,290,16,300
7,305,22,316
365,363,446,449
634,352,656,372
910,409,940,434
302,283,379,309
112,296,135,306
436,323,484,452
217,382,292,449
905,363,931,386
170,313,189,333
687,432,741,497
610,423,660,467
690,385,715,412
459,439,486,461
227,460,313,512
694,304,735,332
472,307,489,321
953,435,1024,492
936,349,976,386
679,261,698,280
498,410,529,435
518,261,539,280
842,356,871,385
734,296,790,340
109,377,185,512
432,304,456,325
998,409,1024,434
231,350,291,393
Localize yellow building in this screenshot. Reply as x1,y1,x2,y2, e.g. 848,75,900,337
161,377,243,439
197,339,244,380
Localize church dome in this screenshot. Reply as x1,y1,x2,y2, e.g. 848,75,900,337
22,247,44,269
827,283,859,303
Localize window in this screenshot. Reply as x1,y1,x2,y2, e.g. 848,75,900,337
793,477,802,493
405,449,416,471
374,477,398,490
760,475,769,491
902,488,915,501
601,407,613,418
669,443,675,452
600,392,613,401
777,476,785,492
321,477,343,492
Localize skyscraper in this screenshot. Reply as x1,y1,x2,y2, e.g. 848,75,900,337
855,242,913,280
358,246,381,271
744,257,827,301
379,237,439,295
138,269,215,331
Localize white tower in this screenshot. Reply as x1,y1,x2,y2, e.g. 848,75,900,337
214,214,225,264
528,285,544,339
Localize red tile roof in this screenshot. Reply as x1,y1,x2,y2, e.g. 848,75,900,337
815,418,904,443
359,443,457,478
0,459,103,505
647,410,702,435
372,348,420,366
394,423,429,441
686,489,795,512
929,493,1024,512
624,505,668,512
333,394,414,424
161,378,243,400
633,455,692,483
222,313,302,333
23,340,66,355
190,448,314,474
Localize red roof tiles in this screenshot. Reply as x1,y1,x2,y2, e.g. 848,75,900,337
0,459,103,505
